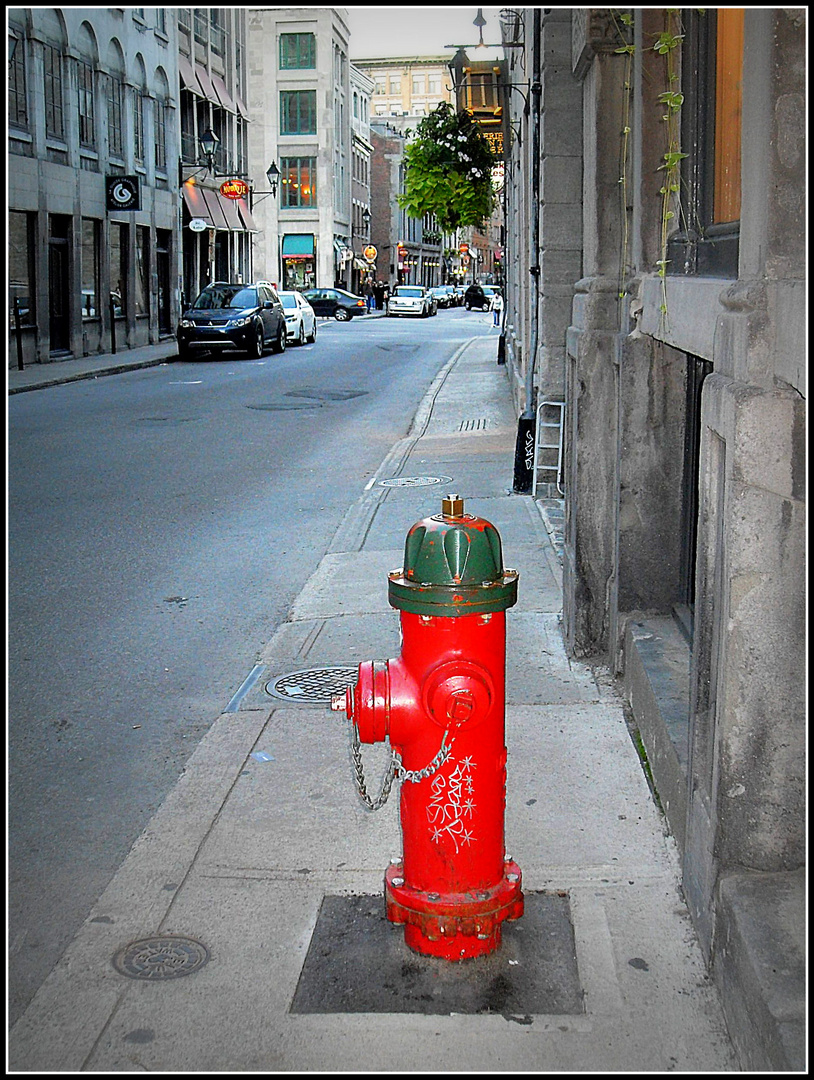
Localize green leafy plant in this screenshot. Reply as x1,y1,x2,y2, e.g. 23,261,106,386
397,102,496,232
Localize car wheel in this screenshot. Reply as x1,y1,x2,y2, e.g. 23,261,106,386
307,320,317,343
178,341,192,361
271,325,286,353
335,308,350,321
297,322,306,346
247,325,264,359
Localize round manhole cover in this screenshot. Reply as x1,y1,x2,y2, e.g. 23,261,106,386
112,935,210,980
379,475,453,488
267,666,358,704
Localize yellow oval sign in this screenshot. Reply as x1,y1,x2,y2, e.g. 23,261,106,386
363,245,377,261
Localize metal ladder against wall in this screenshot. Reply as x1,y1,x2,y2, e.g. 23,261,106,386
532,400,565,496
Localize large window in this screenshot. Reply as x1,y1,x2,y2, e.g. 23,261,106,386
9,211,35,327
667,8,743,277
107,74,124,158
135,227,149,317
280,89,316,134
133,86,144,164
280,157,317,207
279,32,315,69
43,43,64,139
9,36,28,130
154,99,167,172
110,223,127,317
81,219,100,319
76,59,95,148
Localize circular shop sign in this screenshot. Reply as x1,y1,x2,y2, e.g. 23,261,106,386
189,218,208,232
363,245,377,261
220,178,249,200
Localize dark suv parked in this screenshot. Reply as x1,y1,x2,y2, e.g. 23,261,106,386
464,283,499,311
177,281,287,360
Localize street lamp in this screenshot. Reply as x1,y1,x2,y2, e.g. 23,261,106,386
252,161,281,203
199,127,220,174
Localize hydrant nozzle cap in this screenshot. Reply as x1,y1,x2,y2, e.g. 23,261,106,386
441,493,464,519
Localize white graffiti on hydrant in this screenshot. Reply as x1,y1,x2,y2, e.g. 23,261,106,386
427,756,477,853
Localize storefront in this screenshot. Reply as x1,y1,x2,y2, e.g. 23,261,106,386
281,234,316,290
180,178,255,304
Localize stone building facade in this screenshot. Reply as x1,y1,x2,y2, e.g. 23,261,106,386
500,8,806,1070
8,7,181,364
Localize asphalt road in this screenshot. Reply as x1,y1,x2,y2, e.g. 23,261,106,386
7,306,497,1026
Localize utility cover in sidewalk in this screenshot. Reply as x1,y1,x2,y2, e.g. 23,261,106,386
379,475,453,488
112,936,209,980
267,666,358,704
290,892,583,1016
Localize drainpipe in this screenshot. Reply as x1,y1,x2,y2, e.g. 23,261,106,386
512,6,542,493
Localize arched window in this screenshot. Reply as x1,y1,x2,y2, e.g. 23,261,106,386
133,55,147,165
40,9,67,140
105,40,126,160
75,23,98,150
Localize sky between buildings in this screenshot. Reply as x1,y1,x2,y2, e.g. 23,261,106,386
345,5,504,60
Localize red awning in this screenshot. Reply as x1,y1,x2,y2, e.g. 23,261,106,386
236,197,257,232
178,56,204,97
217,191,243,231
211,73,236,113
181,181,213,224
194,63,219,106
201,188,229,231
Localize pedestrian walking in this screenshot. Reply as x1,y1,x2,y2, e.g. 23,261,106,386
364,280,375,311
374,280,385,310
491,290,504,327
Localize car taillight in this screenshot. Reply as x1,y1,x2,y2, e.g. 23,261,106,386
356,300,365,307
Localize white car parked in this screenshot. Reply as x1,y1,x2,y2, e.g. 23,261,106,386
387,285,437,318
277,290,318,345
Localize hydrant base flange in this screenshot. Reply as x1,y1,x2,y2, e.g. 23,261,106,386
385,861,524,960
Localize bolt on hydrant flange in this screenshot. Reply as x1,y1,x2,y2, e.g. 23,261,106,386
333,494,523,960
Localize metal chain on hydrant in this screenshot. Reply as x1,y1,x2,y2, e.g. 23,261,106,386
349,721,453,810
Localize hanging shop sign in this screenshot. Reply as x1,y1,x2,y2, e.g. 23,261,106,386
459,243,469,254
363,245,377,262
189,218,209,232
105,175,140,212
220,178,249,200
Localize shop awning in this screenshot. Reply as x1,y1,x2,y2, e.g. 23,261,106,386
181,181,213,224
194,63,220,106
283,234,315,257
201,188,229,231
211,73,236,113
178,55,204,97
233,91,250,119
236,197,257,232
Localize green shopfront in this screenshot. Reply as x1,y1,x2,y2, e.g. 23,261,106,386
281,233,315,290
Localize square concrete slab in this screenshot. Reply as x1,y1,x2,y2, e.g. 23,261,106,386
290,891,583,1017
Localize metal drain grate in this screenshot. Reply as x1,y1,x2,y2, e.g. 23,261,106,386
459,418,489,431
266,666,358,704
112,936,210,980
379,475,453,488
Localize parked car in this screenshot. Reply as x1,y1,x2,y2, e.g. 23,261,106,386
452,285,467,306
302,287,367,320
278,290,317,344
430,285,456,309
177,281,287,359
388,285,437,318
464,283,501,311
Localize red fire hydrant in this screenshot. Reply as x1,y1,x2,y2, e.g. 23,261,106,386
331,494,523,959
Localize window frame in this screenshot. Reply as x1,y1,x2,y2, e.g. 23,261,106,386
9,210,35,328
107,73,124,159
81,218,100,320
43,42,65,140
280,156,317,207
279,32,316,70
666,9,741,278
280,89,316,134
9,35,28,130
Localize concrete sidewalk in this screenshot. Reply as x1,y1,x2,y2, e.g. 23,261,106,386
8,336,739,1072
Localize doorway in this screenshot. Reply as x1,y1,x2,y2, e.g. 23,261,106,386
48,216,71,353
